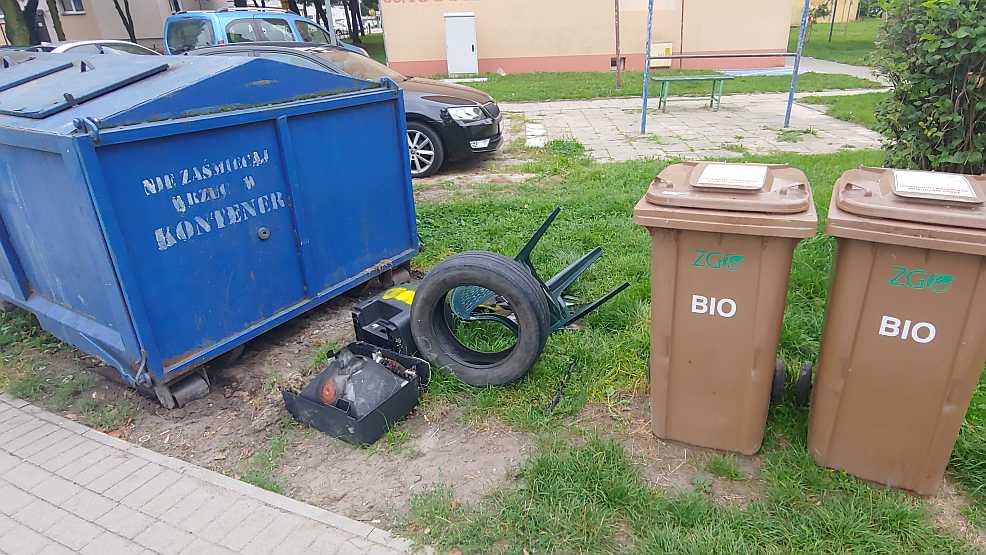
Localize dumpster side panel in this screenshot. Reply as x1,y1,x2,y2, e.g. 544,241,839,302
809,238,986,494
650,228,795,454
0,137,141,373
285,100,418,292
88,91,417,383
93,122,308,378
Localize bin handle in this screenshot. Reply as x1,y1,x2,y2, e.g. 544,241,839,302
779,182,807,196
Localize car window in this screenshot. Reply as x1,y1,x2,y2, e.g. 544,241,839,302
167,19,214,54
295,20,331,44
255,18,295,41
313,48,405,82
100,43,157,55
63,44,101,54
226,19,258,43
260,51,329,71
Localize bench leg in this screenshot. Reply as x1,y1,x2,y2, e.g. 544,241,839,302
716,80,725,111
661,82,669,113
710,80,716,110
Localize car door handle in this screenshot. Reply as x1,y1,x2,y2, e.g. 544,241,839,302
471,44,475,52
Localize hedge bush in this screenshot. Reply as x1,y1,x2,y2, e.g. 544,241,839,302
875,0,985,174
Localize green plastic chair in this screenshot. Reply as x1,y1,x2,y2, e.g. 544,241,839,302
449,207,629,333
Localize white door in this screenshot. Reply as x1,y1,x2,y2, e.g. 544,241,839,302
444,13,478,75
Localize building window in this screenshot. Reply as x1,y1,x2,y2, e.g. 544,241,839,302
59,0,85,14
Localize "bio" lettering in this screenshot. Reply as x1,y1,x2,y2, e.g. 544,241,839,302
878,314,936,344
691,295,737,318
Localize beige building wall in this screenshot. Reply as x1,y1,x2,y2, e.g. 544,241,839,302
381,0,792,76
57,0,180,51
790,0,859,24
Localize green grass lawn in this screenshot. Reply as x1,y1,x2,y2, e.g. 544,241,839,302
344,32,386,64
802,91,889,130
466,71,879,102
788,17,881,66
403,143,986,552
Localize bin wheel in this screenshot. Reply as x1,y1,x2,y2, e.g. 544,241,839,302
794,362,813,407
410,251,550,385
770,357,786,405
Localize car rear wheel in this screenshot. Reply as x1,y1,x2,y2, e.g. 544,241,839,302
406,122,444,178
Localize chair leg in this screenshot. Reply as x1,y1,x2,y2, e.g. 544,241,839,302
545,248,603,296
554,282,631,331
515,207,561,282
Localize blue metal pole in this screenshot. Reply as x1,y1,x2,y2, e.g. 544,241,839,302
784,0,810,128
640,0,655,134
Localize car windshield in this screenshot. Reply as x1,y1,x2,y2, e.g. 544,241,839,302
312,48,405,82
167,19,214,54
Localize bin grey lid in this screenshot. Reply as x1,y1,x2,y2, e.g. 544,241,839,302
0,57,168,119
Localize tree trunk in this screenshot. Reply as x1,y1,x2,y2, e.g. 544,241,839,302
0,0,30,45
22,0,41,44
347,0,362,43
284,0,300,14
112,0,137,42
341,0,353,39
46,0,65,41
313,0,328,28
234,0,248,6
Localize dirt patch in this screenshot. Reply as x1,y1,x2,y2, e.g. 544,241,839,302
931,479,986,551
574,398,763,508
9,284,536,529
280,407,533,525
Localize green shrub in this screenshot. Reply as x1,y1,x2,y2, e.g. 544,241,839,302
874,0,985,174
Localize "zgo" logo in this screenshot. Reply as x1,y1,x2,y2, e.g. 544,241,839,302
692,249,744,271
888,265,953,293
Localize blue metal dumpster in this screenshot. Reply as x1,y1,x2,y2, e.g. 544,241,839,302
0,52,419,406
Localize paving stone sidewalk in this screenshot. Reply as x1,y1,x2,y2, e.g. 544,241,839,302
0,394,415,555
505,90,884,162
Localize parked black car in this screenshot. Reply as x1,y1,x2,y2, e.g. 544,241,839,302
189,43,502,177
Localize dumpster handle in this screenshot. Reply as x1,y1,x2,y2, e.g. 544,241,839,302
72,117,101,143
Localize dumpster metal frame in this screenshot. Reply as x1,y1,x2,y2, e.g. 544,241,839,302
0,75,418,390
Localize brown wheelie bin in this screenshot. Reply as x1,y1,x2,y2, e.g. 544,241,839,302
633,162,817,454
809,167,986,495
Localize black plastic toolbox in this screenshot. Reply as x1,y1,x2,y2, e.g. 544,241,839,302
282,341,430,445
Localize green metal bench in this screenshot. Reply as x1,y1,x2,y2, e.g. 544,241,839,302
651,74,735,113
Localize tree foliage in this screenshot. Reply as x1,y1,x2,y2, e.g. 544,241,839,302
875,0,985,174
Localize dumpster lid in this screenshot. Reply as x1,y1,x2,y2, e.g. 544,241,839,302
0,57,168,119
835,167,986,229
633,162,817,239
0,57,72,92
827,167,986,255
644,162,812,214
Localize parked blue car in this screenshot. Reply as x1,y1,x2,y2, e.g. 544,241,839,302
163,7,367,56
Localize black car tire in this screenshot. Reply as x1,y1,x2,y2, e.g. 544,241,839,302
410,252,550,386
406,122,444,178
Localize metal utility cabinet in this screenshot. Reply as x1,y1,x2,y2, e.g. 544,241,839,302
0,52,419,406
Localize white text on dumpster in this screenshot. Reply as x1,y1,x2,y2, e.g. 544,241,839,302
691,295,737,318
